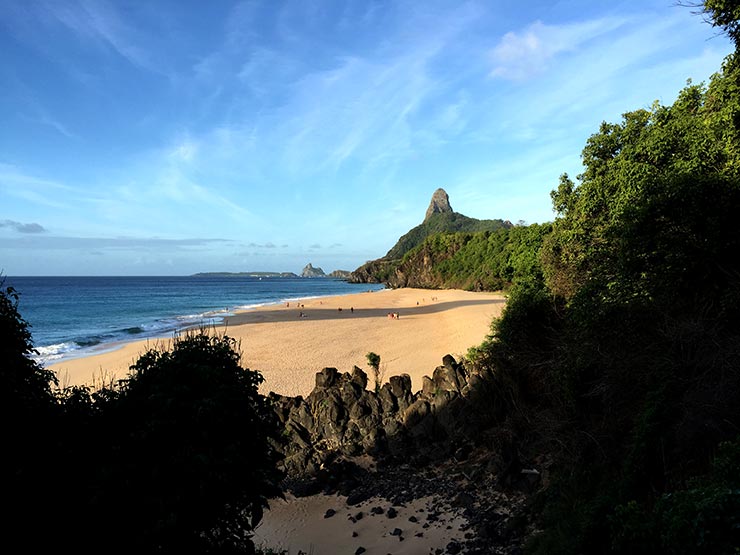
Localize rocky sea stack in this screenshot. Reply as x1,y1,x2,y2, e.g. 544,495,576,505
424,187,453,221
301,263,326,278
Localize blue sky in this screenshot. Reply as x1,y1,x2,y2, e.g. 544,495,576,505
0,0,733,276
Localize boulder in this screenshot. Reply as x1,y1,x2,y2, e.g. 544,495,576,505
378,383,398,413
350,365,368,389
315,367,338,389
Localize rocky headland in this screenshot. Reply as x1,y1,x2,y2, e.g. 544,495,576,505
350,189,512,288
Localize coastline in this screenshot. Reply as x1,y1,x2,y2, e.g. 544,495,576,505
49,287,506,396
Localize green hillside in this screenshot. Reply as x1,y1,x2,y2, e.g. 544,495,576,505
374,223,551,290
351,188,513,287
384,211,511,260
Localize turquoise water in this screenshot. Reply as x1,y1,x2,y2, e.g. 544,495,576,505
4,275,385,364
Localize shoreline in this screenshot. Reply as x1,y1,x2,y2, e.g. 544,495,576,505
49,287,506,397
38,285,386,368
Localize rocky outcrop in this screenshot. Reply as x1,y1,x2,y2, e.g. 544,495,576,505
425,188,453,221
348,259,396,284
267,355,541,554
301,263,326,278
328,269,352,279
269,355,509,480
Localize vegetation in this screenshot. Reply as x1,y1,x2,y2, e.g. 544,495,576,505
354,221,550,291
468,6,740,552
352,211,513,285
385,211,511,260
392,223,552,290
5,4,740,554
2,287,283,555
366,351,382,392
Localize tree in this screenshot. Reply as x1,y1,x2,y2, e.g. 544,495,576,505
701,0,740,46
0,285,60,548
479,26,740,554
1,286,283,554
366,351,382,392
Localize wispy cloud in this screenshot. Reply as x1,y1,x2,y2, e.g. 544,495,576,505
22,110,77,139
490,17,628,81
45,0,161,73
0,163,78,209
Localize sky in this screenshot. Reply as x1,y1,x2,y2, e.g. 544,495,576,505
0,0,733,276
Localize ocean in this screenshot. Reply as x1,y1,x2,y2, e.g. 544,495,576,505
4,275,385,365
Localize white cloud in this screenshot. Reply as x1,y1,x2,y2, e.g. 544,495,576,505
169,139,199,163
490,18,628,81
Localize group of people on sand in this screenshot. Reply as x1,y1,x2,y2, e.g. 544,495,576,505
294,305,356,318
387,312,400,319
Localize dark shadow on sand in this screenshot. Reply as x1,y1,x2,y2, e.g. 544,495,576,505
222,298,506,326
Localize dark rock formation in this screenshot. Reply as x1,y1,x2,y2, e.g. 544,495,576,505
270,356,498,483
301,263,326,278
425,188,453,221
266,355,538,554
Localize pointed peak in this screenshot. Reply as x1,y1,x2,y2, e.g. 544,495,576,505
424,188,453,221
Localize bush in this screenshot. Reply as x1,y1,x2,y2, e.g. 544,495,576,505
86,330,284,554
1,285,283,555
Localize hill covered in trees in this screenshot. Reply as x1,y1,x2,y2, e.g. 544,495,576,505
350,188,513,286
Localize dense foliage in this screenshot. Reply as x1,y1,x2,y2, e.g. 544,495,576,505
352,211,513,285
1,289,283,554
1,284,59,549
353,222,550,291
394,223,551,290
471,16,740,553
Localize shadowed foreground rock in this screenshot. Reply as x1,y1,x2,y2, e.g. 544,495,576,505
269,355,491,478
268,355,541,553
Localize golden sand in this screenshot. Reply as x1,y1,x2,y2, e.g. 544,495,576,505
49,287,505,397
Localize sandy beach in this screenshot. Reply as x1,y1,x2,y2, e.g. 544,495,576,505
48,287,506,552
49,287,505,397
253,491,470,555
